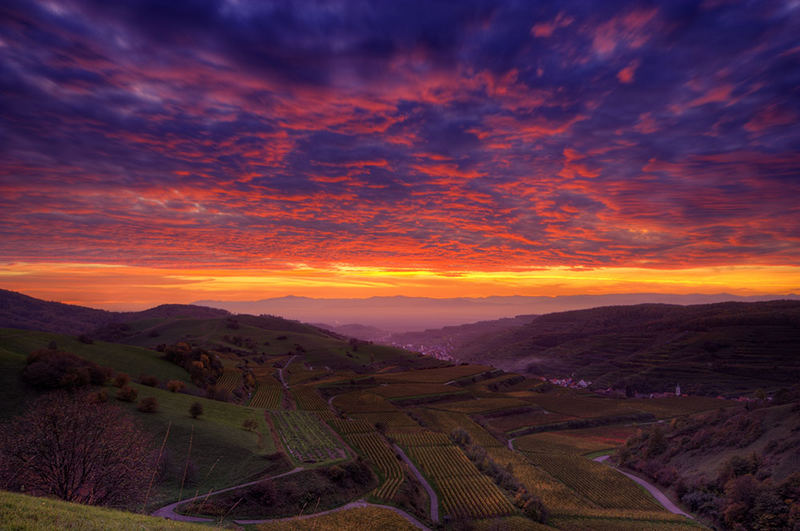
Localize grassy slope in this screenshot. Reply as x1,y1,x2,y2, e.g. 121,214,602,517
0,490,209,531
119,316,435,373
0,328,194,386
116,382,283,509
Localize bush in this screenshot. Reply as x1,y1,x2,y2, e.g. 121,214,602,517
139,374,159,387
166,379,186,393
22,350,111,390
116,385,138,402
189,401,203,419
137,397,158,413
242,418,258,431
89,389,109,403
114,373,130,388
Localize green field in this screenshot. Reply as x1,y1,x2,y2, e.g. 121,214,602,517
0,490,209,530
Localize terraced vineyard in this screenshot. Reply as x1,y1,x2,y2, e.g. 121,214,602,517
520,451,664,511
249,384,282,409
271,410,348,464
215,370,242,393
401,433,516,519
389,430,450,447
348,432,404,499
329,418,374,435
292,386,329,410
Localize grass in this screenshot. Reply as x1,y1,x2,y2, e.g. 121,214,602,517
116,382,280,509
0,490,211,530
0,328,194,387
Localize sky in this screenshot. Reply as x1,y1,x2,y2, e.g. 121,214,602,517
1,0,799,309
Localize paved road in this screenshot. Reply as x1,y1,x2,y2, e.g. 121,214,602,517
151,467,304,522
393,444,439,523
593,455,693,518
235,500,431,530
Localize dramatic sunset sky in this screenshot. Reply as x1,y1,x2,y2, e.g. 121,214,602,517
1,0,798,309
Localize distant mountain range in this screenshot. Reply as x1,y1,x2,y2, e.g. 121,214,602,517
193,293,800,332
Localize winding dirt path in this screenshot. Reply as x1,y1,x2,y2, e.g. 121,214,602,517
151,467,304,522
278,354,298,389
593,455,693,518
393,444,439,523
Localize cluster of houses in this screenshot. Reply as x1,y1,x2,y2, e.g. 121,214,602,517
548,377,590,389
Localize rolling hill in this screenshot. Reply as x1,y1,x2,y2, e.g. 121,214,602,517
422,301,800,396
0,288,229,335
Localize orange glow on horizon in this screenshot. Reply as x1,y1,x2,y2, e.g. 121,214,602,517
1,262,798,311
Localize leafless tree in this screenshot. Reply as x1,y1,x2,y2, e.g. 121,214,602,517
0,391,154,506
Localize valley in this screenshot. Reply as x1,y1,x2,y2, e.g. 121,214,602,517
1,290,798,530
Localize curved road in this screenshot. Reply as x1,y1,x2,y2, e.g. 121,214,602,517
393,444,439,523
593,455,692,518
151,467,304,522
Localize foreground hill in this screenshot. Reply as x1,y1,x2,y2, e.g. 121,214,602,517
436,301,800,396
0,490,206,530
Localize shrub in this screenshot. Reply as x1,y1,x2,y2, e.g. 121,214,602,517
139,374,159,387
166,379,185,393
189,401,204,419
242,418,258,431
114,373,130,388
116,385,138,402
22,350,111,389
89,389,109,403
137,397,159,413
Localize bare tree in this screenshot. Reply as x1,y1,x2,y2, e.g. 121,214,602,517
0,391,154,506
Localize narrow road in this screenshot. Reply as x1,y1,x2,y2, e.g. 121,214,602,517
278,354,298,389
393,444,439,523
234,500,431,530
151,467,304,522
593,455,692,518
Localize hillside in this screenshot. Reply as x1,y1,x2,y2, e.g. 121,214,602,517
437,301,800,397
617,397,800,529
0,288,228,335
0,490,208,530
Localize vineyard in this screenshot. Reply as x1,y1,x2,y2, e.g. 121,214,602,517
389,430,450,447
514,425,639,455
291,386,329,410
215,370,242,393
375,365,494,384
520,451,664,511
434,396,531,414
415,408,503,448
249,384,282,409
332,391,396,413
329,418,374,435
347,432,404,499
271,411,348,464
400,433,516,519
351,411,420,430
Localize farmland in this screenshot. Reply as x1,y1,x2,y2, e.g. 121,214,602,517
402,439,516,519
250,384,282,409
271,410,348,464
